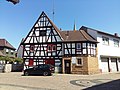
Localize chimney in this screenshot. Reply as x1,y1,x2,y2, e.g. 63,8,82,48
65,31,69,40
114,33,119,37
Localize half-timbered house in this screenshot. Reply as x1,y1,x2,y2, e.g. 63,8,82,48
21,12,99,74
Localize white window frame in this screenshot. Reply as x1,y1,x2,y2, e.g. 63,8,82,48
76,58,83,66
102,36,109,45
76,43,81,49
6,49,9,52
11,50,14,55
113,39,119,47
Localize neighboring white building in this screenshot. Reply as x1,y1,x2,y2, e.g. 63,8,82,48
81,26,120,73
17,39,24,58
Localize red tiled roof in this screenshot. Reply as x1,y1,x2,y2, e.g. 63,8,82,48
0,39,16,50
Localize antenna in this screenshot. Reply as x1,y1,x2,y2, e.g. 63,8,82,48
52,0,55,22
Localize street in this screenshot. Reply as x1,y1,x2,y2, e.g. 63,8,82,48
0,72,120,90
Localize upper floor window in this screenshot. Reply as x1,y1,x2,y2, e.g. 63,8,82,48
30,45,35,52
47,44,56,52
76,43,82,54
52,45,56,51
102,36,109,45
11,50,14,55
6,49,9,54
40,30,46,36
76,43,81,50
113,39,119,47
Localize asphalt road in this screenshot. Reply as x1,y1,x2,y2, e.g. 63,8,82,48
0,72,120,90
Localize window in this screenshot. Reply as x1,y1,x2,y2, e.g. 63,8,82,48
102,36,109,45
47,45,51,51
40,30,46,36
6,49,9,54
11,50,14,55
47,44,56,52
113,39,119,47
77,43,81,49
39,65,44,68
52,45,56,51
83,43,87,54
76,58,83,66
76,43,82,54
30,45,35,52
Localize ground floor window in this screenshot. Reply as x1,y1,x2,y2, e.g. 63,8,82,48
76,58,83,66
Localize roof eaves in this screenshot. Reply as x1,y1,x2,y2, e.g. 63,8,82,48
81,26,120,39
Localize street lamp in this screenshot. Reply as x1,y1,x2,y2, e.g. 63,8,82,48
6,0,19,5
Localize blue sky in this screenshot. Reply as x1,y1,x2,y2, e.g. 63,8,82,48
0,0,120,49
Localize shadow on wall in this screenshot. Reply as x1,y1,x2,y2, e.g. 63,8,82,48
83,79,120,90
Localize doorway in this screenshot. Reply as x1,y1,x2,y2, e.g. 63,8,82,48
64,60,71,74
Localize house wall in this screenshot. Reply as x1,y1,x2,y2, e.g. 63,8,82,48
87,56,99,74
97,33,120,72
86,29,120,73
72,57,88,74
17,45,23,58
0,47,15,57
5,48,15,57
71,56,99,75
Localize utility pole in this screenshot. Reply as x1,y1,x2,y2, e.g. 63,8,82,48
6,0,19,5
52,0,55,22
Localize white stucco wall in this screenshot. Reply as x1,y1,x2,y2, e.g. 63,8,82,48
17,45,23,58
97,34,120,57
86,29,120,72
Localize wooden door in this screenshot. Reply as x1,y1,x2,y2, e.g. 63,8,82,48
64,60,71,74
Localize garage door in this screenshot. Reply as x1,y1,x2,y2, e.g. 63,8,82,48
101,58,109,73
118,59,120,71
111,58,117,72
